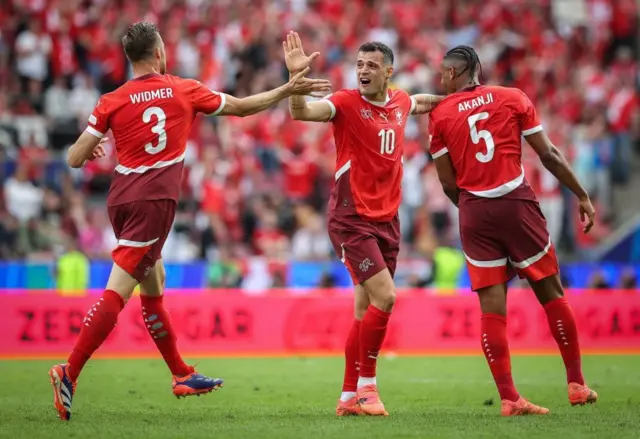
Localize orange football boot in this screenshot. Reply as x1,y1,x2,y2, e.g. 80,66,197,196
336,396,363,416
49,364,77,421
357,384,389,416
501,397,550,416
568,382,598,406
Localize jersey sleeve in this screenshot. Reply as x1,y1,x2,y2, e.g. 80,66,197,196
86,97,110,139
516,90,543,136
185,79,226,116
428,114,448,159
323,90,351,122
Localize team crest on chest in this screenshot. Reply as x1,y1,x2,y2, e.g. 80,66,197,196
395,109,403,126
361,108,373,120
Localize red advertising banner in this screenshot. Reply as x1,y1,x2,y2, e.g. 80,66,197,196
0,289,638,358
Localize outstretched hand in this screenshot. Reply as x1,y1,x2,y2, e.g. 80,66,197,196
284,67,332,96
283,30,320,74
578,197,596,234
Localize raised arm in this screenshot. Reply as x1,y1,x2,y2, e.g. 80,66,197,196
410,94,445,115
218,68,331,117
525,130,595,233
283,31,334,122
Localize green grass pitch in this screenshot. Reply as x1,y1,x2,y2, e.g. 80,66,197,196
1,355,639,439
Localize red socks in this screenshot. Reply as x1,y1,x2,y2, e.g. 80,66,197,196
342,320,361,392
68,290,124,381
544,297,585,385
481,314,520,402
359,305,391,378
140,295,191,376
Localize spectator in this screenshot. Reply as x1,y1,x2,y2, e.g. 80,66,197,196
207,246,243,288
3,162,43,223
14,19,51,91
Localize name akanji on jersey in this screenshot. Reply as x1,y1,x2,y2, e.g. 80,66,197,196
429,85,542,200
324,88,416,222
86,73,225,206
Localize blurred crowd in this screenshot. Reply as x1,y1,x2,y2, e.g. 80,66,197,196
0,0,639,281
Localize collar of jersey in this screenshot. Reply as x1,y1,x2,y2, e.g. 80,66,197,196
361,94,390,107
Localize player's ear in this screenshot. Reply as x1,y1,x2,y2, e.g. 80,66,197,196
386,65,394,79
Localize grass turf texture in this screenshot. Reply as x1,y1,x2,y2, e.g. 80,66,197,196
1,355,638,439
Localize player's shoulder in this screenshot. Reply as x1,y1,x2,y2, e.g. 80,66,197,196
390,88,410,99
327,89,361,100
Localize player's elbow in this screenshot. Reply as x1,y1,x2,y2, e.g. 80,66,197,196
289,108,305,121
66,149,83,168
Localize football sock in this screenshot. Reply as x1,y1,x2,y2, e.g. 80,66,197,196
342,319,361,393
67,290,125,382
543,297,585,385
481,313,520,402
340,391,357,402
359,305,391,381
357,376,377,388
140,294,192,376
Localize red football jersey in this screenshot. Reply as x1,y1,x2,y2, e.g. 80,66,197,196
86,73,225,206
429,85,542,198
324,89,415,221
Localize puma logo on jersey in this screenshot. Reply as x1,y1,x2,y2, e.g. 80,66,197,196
458,93,494,113
378,112,389,123
130,88,174,104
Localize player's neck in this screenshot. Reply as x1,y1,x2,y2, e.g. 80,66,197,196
455,81,480,93
132,62,161,79
362,87,388,104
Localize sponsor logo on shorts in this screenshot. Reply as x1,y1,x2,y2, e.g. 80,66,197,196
143,265,152,278
359,258,375,272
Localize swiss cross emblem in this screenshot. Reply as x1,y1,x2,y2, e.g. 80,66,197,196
396,109,403,126
361,109,373,120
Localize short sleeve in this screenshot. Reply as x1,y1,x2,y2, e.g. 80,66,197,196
516,90,543,136
86,97,110,138
323,90,351,121
428,114,448,159
186,79,226,116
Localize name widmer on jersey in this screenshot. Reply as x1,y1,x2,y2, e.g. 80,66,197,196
457,93,494,113
129,88,174,104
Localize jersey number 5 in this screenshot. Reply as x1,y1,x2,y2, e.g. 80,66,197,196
378,128,396,155
467,112,495,163
143,106,167,154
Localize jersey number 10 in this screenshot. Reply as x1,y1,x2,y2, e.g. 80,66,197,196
143,106,168,154
378,128,396,155
467,112,495,163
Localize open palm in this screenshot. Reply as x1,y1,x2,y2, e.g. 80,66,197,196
283,31,319,74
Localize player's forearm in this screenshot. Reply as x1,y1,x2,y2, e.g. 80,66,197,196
540,146,589,200
67,143,89,168
234,86,289,117
289,95,310,120
442,184,460,207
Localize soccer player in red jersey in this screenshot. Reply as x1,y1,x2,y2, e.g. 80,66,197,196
283,31,441,416
48,22,331,421
429,46,598,416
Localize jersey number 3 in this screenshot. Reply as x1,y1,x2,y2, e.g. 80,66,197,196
143,106,167,154
467,112,495,163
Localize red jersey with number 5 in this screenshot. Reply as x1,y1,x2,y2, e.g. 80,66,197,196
324,88,415,221
86,73,225,206
429,85,542,198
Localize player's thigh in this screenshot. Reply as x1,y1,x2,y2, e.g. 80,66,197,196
139,259,166,297
503,200,559,283
108,200,176,284
459,201,512,292
377,215,401,279
327,216,387,287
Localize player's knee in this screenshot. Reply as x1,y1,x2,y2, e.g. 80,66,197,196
370,285,396,312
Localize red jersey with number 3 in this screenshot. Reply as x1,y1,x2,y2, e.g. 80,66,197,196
86,73,225,206
429,85,542,198
324,88,415,221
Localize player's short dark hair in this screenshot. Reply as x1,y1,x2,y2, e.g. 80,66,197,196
122,22,160,62
358,41,394,65
444,45,482,80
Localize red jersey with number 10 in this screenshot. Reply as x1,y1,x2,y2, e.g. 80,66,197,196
429,85,542,199
86,73,225,206
325,88,415,221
